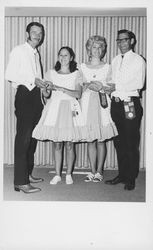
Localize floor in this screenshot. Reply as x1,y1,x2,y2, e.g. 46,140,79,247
3,166,146,202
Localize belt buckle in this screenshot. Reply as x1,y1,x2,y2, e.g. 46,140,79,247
115,97,120,102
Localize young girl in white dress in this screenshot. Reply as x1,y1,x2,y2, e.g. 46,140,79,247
79,35,118,182
32,46,87,185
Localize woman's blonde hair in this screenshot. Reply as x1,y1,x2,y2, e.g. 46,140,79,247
86,35,107,60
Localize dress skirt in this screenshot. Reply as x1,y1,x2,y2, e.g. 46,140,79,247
32,91,88,142
81,89,118,142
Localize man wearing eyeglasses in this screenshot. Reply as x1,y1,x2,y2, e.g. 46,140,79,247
105,29,146,190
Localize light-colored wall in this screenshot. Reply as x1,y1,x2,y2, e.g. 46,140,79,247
4,13,146,169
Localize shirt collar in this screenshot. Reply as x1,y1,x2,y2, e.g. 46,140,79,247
25,42,38,54
121,49,133,58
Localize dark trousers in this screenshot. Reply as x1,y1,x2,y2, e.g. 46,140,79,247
14,85,43,185
111,97,143,183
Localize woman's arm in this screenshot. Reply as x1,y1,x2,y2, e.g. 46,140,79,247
44,80,81,98
103,83,116,95
58,86,82,99
88,80,115,95
88,80,103,92
44,79,82,99
55,71,83,99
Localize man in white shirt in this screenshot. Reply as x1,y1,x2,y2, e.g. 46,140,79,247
5,22,47,193
105,29,146,190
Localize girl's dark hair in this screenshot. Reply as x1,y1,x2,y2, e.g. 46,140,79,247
26,22,45,46
54,46,78,72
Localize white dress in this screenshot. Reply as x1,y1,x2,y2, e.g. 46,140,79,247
32,69,87,142
80,63,118,142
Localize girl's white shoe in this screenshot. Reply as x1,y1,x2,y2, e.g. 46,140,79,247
66,174,73,185
93,172,103,182
50,175,61,185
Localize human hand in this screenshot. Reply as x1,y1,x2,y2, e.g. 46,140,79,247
105,83,115,91
44,81,56,91
82,82,91,91
103,83,116,95
35,78,46,88
89,81,103,92
41,87,51,98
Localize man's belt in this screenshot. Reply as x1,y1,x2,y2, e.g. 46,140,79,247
112,96,139,103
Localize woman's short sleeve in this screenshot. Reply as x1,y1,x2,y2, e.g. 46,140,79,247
77,64,87,86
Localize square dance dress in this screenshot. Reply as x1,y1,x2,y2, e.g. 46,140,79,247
32,69,88,142
80,63,118,142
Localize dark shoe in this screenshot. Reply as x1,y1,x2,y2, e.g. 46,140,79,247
124,181,135,191
105,175,124,185
29,175,44,183
14,184,41,193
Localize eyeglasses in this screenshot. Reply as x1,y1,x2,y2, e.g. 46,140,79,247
116,38,130,44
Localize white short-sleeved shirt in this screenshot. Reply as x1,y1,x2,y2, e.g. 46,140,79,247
5,42,42,91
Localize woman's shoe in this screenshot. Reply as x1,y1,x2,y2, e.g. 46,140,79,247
66,174,73,185
50,175,61,185
84,172,95,182
93,172,103,182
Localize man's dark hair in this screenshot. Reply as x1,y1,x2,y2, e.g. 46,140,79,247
55,46,78,73
117,29,137,51
26,22,45,46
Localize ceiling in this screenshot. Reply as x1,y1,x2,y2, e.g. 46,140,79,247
5,7,146,17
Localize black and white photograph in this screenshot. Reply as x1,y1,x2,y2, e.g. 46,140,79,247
0,0,153,249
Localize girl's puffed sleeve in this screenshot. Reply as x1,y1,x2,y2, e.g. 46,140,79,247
77,65,87,86
76,69,84,87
